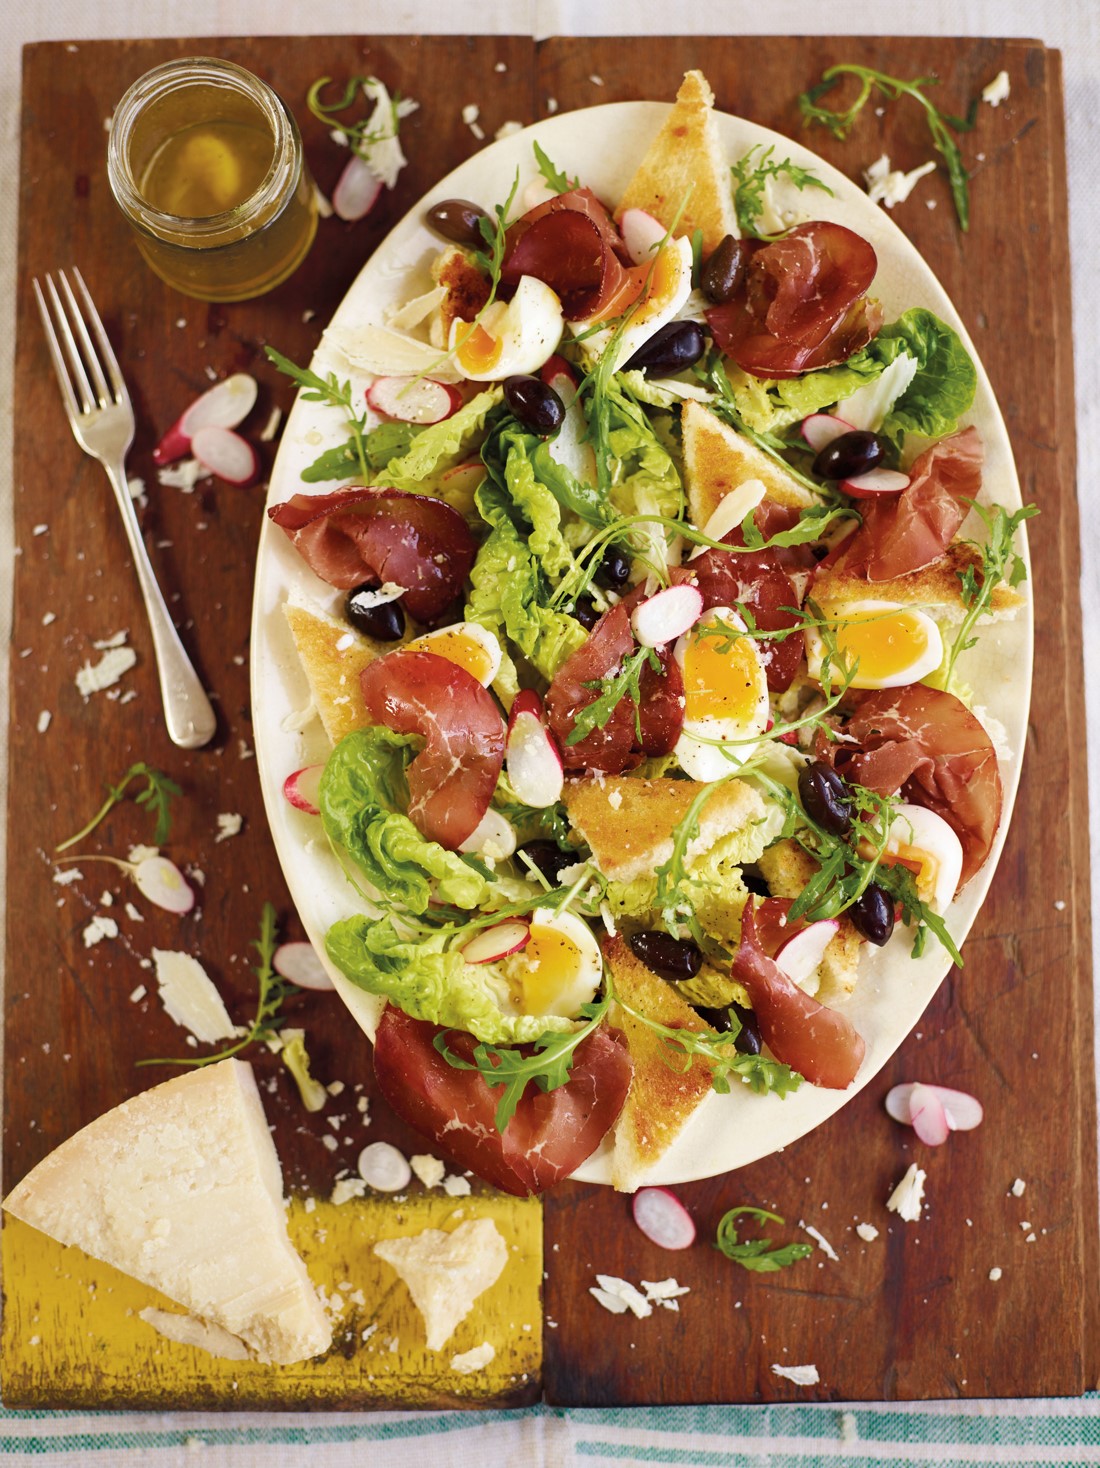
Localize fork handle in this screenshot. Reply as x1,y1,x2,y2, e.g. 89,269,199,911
104,458,218,749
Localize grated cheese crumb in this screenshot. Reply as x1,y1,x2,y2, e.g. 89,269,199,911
591,1275,652,1319
864,154,936,209
856,1222,879,1242
53,868,82,886
215,812,243,843
771,1363,820,1386
450,1341,495,1373
76,645,136,698
1011,1178,1027,1196
801,1221,839,1260
982,70,1010,107
129,985,147,1003
410,1154,446,1189
82,915,118,948
989,1266,1003,1281
158,459,211,493
36,710,51,734
331,1177,367,1205
886,1163,926,1222
442,1174,472,1197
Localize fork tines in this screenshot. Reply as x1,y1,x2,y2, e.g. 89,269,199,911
33,268,131,420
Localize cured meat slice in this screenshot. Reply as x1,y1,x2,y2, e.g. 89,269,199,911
360,649,505,849
827,683,1002,889
731,902,865,1089
637,644,685,755
709,296,883,380
689,549,805,693
372,1006,634,1196
501,187,640,321
269,489,477,623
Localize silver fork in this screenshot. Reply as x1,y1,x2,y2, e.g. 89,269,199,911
34,269,217,750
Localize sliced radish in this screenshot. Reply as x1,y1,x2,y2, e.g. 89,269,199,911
620,208,667,265
692,478,767,555
840,467,911,499
907,1082,951,1146
154,373,259,465
273,940,335,991
461,920,531,965
366,375,463,425
885,1082,984,1133
775,919,840,991
283,765,324,816
458,806,517,859
132,855,195,914
540,355,578,405
632,1187,696,1250
190,425,260,486
506,693,565,808
547,391,597,487
358,1141,411,1192
333,155,383,222
631,584,704,648
801,413,855,454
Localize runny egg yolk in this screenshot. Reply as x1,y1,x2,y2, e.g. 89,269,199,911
508,924,583,1017
833,609,932,685
455,319,503,375
634,243,681,321
406,628,496,684
682,624,765,724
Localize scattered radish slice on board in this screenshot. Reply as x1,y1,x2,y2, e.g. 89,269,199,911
775,919,840,991
506,691,564,808
801,413,855,454
154,373,259,465
333,155,383,221
885,1082,984,1132
358,1141,411,1192
907,1082,951,1146
273,940,335,991
620,208,667,264
461,920,531,965
283,765,324,816
190,425,260,486
132,856,195,914
366,376,463,424
631,584,704,648
632,1187,697,1250
840,467,910,499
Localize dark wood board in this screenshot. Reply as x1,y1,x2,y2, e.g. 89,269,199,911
4,33,1092,1408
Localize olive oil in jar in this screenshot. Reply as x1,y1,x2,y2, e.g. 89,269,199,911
107,58,317,303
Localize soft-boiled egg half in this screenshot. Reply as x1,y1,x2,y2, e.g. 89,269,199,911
673,606,770,780
501,909,603,1018
450,274,564,381
806,600,943,691
405,622,502,688
874,802,964,913
573,236,694,373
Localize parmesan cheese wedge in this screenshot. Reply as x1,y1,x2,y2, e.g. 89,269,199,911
374,1218,508,1350
2,1060,331,1365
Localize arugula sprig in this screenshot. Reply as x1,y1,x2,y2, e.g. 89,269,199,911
567,646,662,747
715,1207,814,1272
942,501,1037,687
265,347,370,484
306,74,408,162
798,64,979,231
731,144,834,241
56,763,181,854
532,140,579,195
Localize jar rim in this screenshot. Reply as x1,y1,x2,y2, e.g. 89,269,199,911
106,56,301,244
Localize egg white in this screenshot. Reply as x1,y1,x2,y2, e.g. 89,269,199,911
673,606,770,780
882,803,964,913
806,600,944,691
451,275,565,381
572,236,694,374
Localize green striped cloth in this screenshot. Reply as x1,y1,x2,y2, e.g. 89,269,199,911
2,1401,1100,1464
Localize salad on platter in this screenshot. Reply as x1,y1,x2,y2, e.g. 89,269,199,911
253,71,1032,1196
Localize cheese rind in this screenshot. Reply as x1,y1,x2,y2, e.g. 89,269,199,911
2,1060,331,1365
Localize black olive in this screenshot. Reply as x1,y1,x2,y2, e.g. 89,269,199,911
797,762,852,836
571,596,600,630
628,930,704,980
730,1002,762,1055
426,198,490,246
622,320,706,375
694,1004,736,1033
850,884,895,946
503,375,565,435
345,584,405,641
701,234,750,303
594,549,631,590
812,430,887,482
517,840,576,885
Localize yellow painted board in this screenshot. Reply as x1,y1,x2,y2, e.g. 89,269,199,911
2,1194,542,1409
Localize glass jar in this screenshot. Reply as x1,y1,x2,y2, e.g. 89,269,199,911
107,57,318,303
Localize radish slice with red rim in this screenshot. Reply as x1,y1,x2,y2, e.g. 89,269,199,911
333,155,383,221
273,940,335,991
885,1082,984,1132
283,765,324,816
632,1187,696,1250
191,426,260,486
458,806,517,859
620,207,667,265
154,373,259,465
631,584,704,648
907,1082,951,1146
801,413,855,454
775,919,839,991
506,691,565,809
840,467,910,499
366,376,463,425
132,856,195,914
540,354,578,406
461,920,531,965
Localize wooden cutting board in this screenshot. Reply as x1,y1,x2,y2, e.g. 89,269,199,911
4,34,1092,1409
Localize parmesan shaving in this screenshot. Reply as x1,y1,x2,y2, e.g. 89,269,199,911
139,1306,250,1361
76,645,136,698
152,949,240,1043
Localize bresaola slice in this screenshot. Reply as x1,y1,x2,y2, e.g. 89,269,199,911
268,489,478,623
371,1005,633,1196
501,187,636,321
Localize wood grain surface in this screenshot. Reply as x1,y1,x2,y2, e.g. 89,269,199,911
4,34,1092,1409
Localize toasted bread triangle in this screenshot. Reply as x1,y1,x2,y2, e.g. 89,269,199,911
811,540,1025,621
615,71,738,257
682,400,816,527
282,596,402,747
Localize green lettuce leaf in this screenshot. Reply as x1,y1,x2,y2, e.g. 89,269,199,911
320,728,490,914
383,388,503,488
866,308,977,439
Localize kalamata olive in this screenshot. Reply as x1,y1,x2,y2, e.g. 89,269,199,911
518,840,576,885
812,430,887,482
571,596,600,630
701,234,750,303
622,320,706,375
628,930,704,980
694,1004,735,1033
594,549,631,590
850,884,895,946
345,584,405,641
425,198,489,246
503,375,565,435
797,762,852,836
730,1002,762,1055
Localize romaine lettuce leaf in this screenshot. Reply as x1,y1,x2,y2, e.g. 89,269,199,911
383,387,502,488
867,308,977,439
